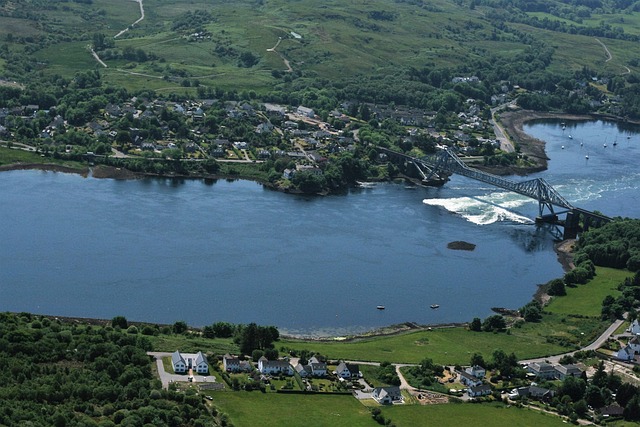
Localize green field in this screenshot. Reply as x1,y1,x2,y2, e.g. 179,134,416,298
0,146,86,170
546,267,632,317
380,402,568,426
280,326,567,366
209,392,373,427
208,392,569,427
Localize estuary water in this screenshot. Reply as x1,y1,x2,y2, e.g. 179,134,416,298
1,119,639,336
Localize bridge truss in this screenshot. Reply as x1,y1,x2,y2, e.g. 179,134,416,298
419,149,574,218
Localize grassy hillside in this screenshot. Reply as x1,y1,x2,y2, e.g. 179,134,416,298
2,0,639,94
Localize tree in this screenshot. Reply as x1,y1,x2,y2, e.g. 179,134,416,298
111,316,128,329
470,353,485,368
482,315,506,332
469,317,482,332
558,376,586,403
547,278,566,296
172,321,188,334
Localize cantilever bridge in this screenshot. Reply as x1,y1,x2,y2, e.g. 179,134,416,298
380,147,611,239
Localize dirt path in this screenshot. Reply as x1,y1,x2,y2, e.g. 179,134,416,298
595,37,631,74
266,37,293,72
114,0,145,39
89,47,108,68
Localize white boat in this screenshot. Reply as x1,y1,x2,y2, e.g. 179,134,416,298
376,305,385,310
430,304,440,309
568,134,573,139
356,181,376,189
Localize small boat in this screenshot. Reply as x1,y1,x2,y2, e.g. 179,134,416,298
356,181,376,189
430,304,440,309
603,143,607,148
561,146,565,149
568,134,573,139
376,305,385,310
585,154,589,159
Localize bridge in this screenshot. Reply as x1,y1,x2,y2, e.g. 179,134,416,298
380,147,611,239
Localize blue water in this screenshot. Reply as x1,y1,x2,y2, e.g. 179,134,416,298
1,119,639,336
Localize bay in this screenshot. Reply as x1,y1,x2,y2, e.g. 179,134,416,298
1,119,639,336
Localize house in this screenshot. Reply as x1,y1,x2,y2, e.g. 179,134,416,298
172,351,209,374
223,354,253,373
192,351,209,374
527,362,557,379
554,364,583,380
458,371,483,387
372,386,403,404
172,351,187,373
295,356,327,378
467,384,492,397
629,335,640,353
600,403,624,417
335,362,360,379
629,319,640,335
296,106,315,118
257,356,293,376
617,345,635,361
528,386,555,402
295,363,312,377
509,386,554,402
465,365,486,379
308,356,327,377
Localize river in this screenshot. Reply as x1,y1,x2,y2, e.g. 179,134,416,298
1,119,639,336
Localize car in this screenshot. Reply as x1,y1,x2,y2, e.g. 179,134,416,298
205,395,213,401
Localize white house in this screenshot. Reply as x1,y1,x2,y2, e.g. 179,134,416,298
629,319,640,335
223,354,253,373
296,106,315,118
172,351,187,373
468,384,492,398
172,351,209,374
335,361,360,379
629,335,640,353
465,365,486,379
258,356,293,376
458,371,483,387
554,364,583,380
527,362,556,379
372,386,403,404
308,356,327,377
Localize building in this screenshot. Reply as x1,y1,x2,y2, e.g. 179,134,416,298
527,362,556,379
257,356,293,376
372,386,403,404
335,362,360,379
223,354,253,373
171,351,209,374
468,384,492,397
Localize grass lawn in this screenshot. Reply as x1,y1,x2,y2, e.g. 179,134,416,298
0,146,86,170
280,327,567,365
147,334,238,355
380,402,568,426
545,267,632,317
210,392,374,427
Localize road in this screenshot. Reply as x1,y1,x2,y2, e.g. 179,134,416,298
521,316,626,365
114,0,145,38
490,103,515,153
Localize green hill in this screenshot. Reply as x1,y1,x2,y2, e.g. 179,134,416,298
2,0,639,95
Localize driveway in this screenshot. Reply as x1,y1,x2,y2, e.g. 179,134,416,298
148,351,216,389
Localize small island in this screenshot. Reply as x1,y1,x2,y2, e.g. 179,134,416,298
447,241,476,251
